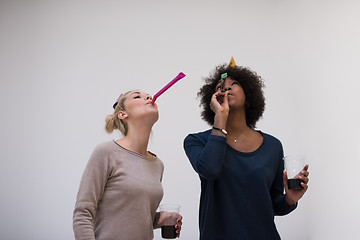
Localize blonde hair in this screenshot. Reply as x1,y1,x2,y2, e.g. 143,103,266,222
105,91,132,135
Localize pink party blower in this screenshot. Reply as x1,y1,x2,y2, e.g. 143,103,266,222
151,72,186,104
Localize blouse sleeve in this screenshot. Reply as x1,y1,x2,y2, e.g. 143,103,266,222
73,146,109,240
183,133,228,180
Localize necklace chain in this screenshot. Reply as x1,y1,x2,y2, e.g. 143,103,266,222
228,129,251,143
228,135,238,143
228,129,257,144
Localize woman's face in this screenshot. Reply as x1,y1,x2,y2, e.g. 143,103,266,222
122,91,159,122
215,78,246,109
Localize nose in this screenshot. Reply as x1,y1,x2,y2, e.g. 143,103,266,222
146,95,152,101
222,79,232,92
223,85,232,91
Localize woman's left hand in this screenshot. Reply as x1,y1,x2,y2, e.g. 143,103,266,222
283,164,310,206
157,212,183,238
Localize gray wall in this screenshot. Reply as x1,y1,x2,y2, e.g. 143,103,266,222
1,0,359,239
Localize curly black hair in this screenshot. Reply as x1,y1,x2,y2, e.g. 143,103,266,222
198,64,265,129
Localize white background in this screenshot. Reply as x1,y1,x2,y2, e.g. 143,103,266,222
1,1,359,239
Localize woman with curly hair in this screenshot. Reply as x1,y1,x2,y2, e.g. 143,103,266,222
183,58,309,240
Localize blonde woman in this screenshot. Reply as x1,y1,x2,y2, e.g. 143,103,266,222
73,90,182,240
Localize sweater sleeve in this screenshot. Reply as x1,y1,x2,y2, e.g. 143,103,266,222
183,132,228,180
270,144,297,215
73,145,109,240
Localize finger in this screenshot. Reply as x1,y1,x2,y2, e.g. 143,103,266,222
175,226,181,238
301,173,310,184
213,91,225,99
210,95,219,112
301,181,309,191
212,92,219,99
301,170,309,178
211,92,222,101
303,164,309,171
222,91,229,106
211,93,218,103
211,93,222,108
216,92,226,103
299,176,309,184
300,168,309,178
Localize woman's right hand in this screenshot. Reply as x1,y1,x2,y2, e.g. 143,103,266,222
210,91,229,127
157,212,183,238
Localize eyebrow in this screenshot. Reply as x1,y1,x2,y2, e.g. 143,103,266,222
130,91,141,95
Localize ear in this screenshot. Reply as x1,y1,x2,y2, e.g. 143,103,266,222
118,111,128,120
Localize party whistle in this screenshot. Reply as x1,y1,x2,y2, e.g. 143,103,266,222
151,72,186,104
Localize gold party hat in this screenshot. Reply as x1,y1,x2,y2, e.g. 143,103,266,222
229,56,236,68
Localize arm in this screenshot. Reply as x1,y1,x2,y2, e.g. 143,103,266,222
153,212,160,229
183,91,230,179
73,146,109,240
184,133,227,179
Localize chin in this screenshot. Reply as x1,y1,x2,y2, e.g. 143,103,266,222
151,108,159,115
227,100,236,107
149,115,159,125
149,111,159,122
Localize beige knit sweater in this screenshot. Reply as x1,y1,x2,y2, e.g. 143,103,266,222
73,141,164,240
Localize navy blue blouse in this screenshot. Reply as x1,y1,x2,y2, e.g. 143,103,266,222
184,130,297,240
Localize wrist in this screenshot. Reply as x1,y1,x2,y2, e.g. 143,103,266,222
212,126,227,136
213,116,227,129
153,212,161,229
285,195,296,206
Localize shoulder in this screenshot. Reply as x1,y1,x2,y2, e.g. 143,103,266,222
259,131,284,154
88,141,121,162
92,140,116,154
148,151,164,167
257,130,281,144
154,157,164,171
84,141,117,170
184,129,212,143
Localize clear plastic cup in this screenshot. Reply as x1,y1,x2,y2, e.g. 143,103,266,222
283,155,305,190
159,204,180,239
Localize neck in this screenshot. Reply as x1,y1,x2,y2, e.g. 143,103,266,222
117,121,153,156
226,108,251,137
